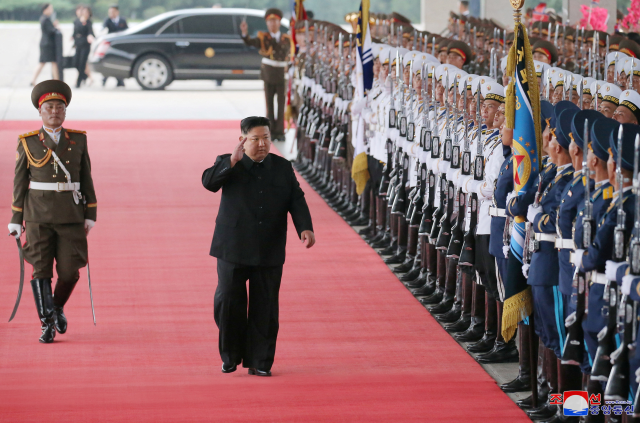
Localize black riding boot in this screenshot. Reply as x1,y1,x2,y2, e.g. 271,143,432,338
31,279,55,343
500,321,532,392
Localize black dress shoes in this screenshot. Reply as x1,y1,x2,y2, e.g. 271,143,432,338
399,267,422,282
466,334,496,354
500,374,531,393
454,319,485,342
526,403,558,420
221,363,237,373
384,252,406,265
475,340,519,363
248,368,271,377
53,305,67,334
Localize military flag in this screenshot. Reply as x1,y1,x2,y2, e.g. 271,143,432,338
351,0,374,194
502,16,542,341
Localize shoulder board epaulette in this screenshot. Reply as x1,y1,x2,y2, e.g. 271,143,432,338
65,129,86,134
257,31,267,40
19,130,40,138
602,186,613,200
281,33,291,40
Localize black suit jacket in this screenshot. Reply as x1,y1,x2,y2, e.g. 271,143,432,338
103,17,128,33
40,15,56,48
202,153,313,266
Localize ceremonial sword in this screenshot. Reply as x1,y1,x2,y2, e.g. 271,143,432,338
8,233,24,322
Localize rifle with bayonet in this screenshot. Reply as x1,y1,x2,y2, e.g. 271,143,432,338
592,125,625,383
562,118,592,366
451,78,462,170
443,71,453,163
604,131,638,404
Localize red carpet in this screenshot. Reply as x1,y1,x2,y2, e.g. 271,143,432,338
0,121,529,422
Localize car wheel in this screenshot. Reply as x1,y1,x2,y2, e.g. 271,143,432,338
134,55,172,90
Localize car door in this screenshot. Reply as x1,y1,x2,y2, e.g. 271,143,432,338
171,13,244,78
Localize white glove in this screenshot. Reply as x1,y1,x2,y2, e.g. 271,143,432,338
84,219,95,235
527,204,543,223
571,249,585,269
522,263,530,278
503,245,510,259
505,191,516,207
605,260,626,282
621,274,635,296
8,223,22,239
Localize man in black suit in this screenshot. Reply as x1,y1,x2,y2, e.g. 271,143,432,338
202,116,315,377
102,5,128,87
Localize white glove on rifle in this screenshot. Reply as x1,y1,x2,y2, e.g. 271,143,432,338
503,245,509,259
621,274,635,296
8,223,22,239
84,219,95,235
571,249,585,269
527,204,542,223
605,260,627,282
522,263,530,278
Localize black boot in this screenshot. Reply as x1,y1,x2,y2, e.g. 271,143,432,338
52,276,78,334
31,279,55,343
420,250,446,305
384,249,406,265
527,348,559,420
540,358,582,423
467,293,498,353
410,273,436,296
517,339,548,410
584,377,604,423
475,301,519,363
427,257,457,315
444,269,473,332
500,322,532,392
455,282,485,342
400,266,422,282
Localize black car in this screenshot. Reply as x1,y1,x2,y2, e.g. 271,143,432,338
90,8,289,90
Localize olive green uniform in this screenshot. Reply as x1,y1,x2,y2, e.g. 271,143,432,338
11,127,97,306
242,31,293,139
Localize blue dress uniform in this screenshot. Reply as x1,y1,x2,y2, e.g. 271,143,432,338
488,145,513,280
579,123,640,400
529,163,575,357
506,100,558,220
528,105,579,358
574,118,618,368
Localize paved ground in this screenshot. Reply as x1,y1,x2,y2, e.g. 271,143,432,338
0,23,265,121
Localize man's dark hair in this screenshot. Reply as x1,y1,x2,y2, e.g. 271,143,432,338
109,4,119,10
42,3,51,12
241,116,271,134
460,1,469,7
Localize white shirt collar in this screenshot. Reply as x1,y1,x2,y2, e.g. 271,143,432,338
595,180,608,189
112,16,120,24
270,31,281,41
556,163,572,173
42,125,62,144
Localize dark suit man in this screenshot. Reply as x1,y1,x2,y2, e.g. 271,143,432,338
202,116,315,376
102,5,128,87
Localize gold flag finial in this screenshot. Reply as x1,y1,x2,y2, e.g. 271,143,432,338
510,0,524,23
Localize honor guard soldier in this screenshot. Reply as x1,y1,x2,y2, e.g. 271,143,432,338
240,8,293,141
525,102,578,422
596,82,622,118
614,90,640,125
8,80,97,343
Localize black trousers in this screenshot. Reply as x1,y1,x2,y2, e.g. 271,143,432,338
475,234,500,300
264,80,285,139
214,259,283,371
75,44,91,88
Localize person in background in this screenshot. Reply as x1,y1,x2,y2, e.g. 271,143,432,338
31,3,59,86
72,5,95,88
102,5,128,87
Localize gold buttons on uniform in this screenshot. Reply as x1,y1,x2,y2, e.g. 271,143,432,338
66,161,69,164
53,174,56,178
68,148,72,151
